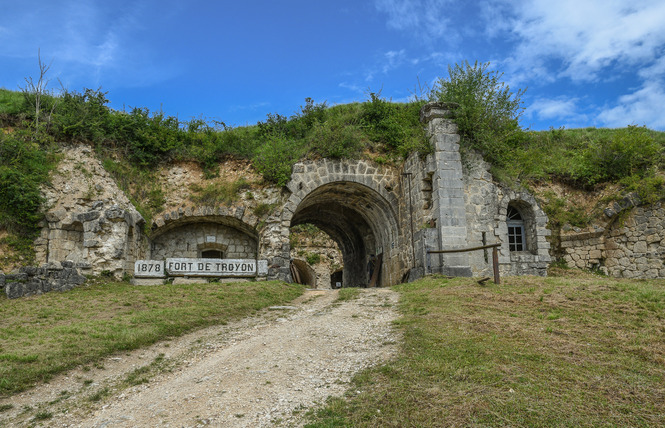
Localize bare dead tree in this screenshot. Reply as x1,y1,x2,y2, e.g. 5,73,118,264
20,49,54,131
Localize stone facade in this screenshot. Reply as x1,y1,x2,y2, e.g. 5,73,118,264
560,201,665,278
31,103,560,286
151,223,257,260
404,103,551,279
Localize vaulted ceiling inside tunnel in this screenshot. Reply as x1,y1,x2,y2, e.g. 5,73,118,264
290,181,397,250
290,181,399,287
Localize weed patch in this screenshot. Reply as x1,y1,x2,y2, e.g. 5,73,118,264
336,287,361,302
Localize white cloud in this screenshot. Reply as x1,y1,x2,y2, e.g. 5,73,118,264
496,0,665,82
597,80,665,129
374,0,457,43
528,97,580,121
382,49,407,73
339,82,365,95
0,1,182,89
638,55,665,79
478,0,514,39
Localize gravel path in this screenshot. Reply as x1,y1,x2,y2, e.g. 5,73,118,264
1,288,399,427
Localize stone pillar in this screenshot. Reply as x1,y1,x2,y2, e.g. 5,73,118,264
421,102,472,277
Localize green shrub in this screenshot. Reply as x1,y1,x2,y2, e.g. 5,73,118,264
253,202,276,217
431,60,525,167
305,252,321,265
252,133,304,186
578,126,661,185
52,88,112,143
0,88,26,116
361,93,428,157
189,178,251,206
620,174,665,205
0,132,53,234
540,191,592,228
307,120,363,159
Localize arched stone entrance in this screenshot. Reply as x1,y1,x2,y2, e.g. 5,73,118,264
149,215,258,260
283,160,402,287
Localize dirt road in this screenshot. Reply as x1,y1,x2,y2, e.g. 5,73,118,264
1,288,399,427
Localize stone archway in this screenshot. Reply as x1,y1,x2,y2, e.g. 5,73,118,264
282,160,402,287
149,214,259,260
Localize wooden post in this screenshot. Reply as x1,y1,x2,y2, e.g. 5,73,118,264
492,246,500,285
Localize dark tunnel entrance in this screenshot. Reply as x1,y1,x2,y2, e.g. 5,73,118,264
290,181,398,287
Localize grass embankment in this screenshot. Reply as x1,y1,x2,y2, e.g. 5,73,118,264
0,280,304,397
307,272,665,427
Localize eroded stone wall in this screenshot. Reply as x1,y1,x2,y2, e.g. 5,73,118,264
36,146,145,278
561,203,665,278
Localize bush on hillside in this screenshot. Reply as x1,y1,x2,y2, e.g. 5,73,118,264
431,60,526,166
253,133,305,187
361,93,428,157
0,132,54,236
578,125,661,185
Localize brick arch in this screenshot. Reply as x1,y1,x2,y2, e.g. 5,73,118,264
283,159,400,215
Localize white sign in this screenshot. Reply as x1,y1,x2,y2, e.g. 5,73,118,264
134,260,166,278
166,258,257,277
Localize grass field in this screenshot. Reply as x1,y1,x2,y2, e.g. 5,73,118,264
0,279,304,397
306,270,665,427
2,271,664,426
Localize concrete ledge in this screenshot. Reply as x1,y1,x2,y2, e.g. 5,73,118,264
172,277,209,285
131,278,164,286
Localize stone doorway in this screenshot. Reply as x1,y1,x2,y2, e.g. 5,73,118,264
287,181,399,287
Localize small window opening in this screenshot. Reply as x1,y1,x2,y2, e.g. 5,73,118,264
201,249,223,259
507,206,525,252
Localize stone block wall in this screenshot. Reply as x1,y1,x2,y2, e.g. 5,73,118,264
559,229,606,270
2,261,86,299
151,222,257,259
402,153,436,280
560,203,665,278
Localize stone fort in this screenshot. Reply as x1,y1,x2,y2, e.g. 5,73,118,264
32,102,663,289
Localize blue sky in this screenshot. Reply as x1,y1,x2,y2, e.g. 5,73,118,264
1,0,664,130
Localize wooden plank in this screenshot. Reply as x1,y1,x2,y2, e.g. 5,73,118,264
368,253,382,288
427,243,501,254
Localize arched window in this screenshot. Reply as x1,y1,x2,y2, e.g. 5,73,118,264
507,206,525,251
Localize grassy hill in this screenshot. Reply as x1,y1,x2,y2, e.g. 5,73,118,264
1,86,665,266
